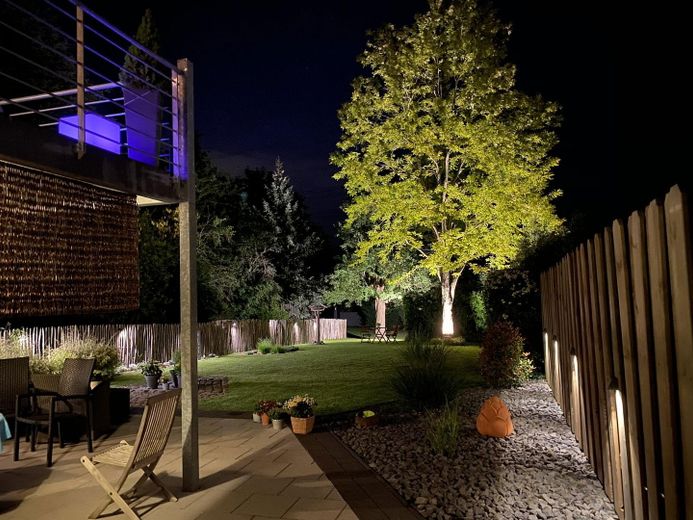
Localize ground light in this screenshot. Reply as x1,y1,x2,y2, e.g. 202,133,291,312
570,351,581,439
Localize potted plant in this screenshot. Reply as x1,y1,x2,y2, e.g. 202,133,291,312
119,9,164,166
269,407,286,431
169,351,181,388
355,409,379,429
161,372,171,390
252,401,262,423
258,399,276,426
139,360,162,389
284,395,317,435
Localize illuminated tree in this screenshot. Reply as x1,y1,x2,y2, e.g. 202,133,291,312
333,0,562,335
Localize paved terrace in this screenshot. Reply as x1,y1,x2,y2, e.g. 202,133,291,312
0,416,358,520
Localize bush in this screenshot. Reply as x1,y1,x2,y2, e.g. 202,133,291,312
426,401,461,457
480,321,533,387
29,336,121,381
391,339,458,410
271,345,286,354
257,337,273,354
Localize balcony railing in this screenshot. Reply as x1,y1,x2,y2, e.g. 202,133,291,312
0,0,184,177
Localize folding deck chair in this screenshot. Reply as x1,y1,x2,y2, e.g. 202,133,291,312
80,389,181,520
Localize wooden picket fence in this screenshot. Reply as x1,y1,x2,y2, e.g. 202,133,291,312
540,185,692,520
0,318,347,366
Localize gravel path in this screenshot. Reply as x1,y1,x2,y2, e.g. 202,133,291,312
335,380,617,520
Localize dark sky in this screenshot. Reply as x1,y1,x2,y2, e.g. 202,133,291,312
90,1,683,240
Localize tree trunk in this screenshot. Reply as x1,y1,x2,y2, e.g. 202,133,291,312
375,283,386,329
440,271,458,336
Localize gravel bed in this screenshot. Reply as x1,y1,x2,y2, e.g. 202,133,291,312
335,380,617,520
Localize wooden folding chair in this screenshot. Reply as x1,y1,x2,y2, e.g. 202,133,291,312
80,389,180,520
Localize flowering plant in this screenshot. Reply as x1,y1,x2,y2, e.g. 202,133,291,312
284,394,317,418
257,400,277,414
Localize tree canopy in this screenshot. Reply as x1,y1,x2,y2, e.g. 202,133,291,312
332,0,562,335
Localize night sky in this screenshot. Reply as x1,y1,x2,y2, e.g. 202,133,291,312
91,1,683,240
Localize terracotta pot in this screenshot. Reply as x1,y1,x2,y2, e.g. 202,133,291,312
252,412,261,423
290,416,315,435
261,413,271,426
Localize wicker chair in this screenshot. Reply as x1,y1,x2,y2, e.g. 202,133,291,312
14,357,95,466
0,356,30,422
81,389,181,520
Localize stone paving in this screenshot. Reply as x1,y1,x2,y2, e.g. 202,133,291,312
0,416,356,520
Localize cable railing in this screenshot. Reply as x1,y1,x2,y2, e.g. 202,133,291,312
0,0,184,176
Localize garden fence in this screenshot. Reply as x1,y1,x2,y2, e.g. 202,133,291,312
0,318,347,366
540,185,692,520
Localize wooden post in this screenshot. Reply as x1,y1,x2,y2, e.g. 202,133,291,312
177,58,198,492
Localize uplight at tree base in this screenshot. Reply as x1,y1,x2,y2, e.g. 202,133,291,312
442,314,454,336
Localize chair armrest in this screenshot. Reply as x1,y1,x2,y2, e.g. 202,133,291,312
32,389,61,397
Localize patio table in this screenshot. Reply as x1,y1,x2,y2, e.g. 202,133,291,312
0,412,10,453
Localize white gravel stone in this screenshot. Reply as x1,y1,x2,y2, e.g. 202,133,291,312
334,380,618,520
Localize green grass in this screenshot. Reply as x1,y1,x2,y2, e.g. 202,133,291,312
113,339,482,414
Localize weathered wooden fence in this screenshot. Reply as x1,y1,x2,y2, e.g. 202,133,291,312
540,185,692,520
0,319,347,366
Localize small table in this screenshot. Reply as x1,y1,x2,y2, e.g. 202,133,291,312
374,326,387,342
0,412,11,453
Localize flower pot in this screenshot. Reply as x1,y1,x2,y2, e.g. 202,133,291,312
355,412,379,429
290,416,315,435
261,413,271,426
144,375,159,389
163,382,171,390
272,419,285,431
122,87,160,166
252,412,261,423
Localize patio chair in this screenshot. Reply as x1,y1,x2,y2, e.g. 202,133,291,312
81,389,181,520
14,357,95,467
360,326,373,343
385,324,400,342
0,356,30,422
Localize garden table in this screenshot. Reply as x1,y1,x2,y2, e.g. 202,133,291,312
374,326,387,342
0,412,10,453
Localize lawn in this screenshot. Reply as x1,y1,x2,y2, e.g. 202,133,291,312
113,339,482,414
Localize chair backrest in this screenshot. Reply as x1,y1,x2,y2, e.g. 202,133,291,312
0,356,30,415
58,358,95,396
129,389,181,471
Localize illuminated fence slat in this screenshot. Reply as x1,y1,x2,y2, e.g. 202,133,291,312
0,319,348,366
540,184,691,520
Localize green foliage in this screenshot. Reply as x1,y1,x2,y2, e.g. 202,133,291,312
479,321,531,387
483,268,542,369
119,9,164,88
139,359,162,377
391,339,458,409
402,288,439,339
469,290,488,332
268,407,285,421
257,338,273,352
28,336,120,381
271,345,287,354
171,350,181,373
0,330,28,359
333,0,562,335
426,401,462,457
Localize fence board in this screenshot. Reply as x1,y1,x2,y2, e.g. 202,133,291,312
664,186,693,517
645,199,682,518
627,210,661,519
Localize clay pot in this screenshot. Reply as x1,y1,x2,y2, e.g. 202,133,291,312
261,413,271,426
290,416,315,434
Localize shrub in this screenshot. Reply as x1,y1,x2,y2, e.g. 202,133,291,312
171,350,182,373
391,340,458,410
29,336,120,380
257,337,273,351
426,401,461,457
479,321,532,387
271,345,286,354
